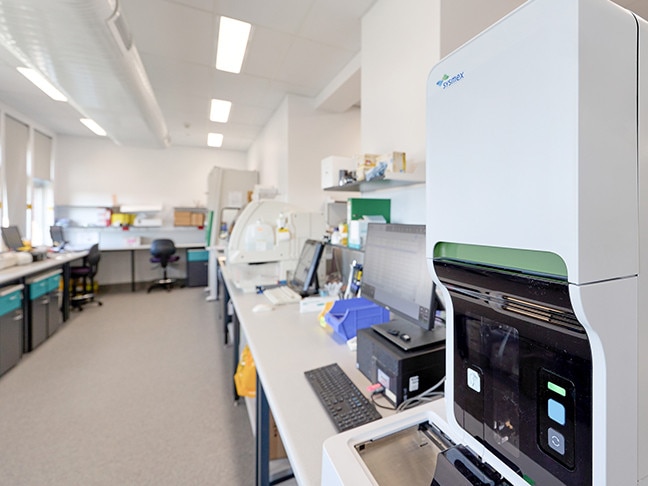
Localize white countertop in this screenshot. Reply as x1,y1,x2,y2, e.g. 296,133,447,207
0,251,87,286
220,261,395,486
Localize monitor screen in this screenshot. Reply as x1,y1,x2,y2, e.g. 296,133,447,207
360,223,436,330
50,225,66,246
291,239,325,295
1,226,24,251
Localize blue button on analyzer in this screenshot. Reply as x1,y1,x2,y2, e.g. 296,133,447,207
548,398,565,425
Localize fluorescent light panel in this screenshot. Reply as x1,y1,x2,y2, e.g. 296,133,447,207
80,118,107,136
207,133,223,147
216,16,251,74
17,67,67,102
210,99,232,123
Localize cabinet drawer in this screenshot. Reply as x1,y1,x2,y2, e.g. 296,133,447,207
0,287,23,316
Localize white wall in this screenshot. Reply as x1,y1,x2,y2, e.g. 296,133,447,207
55,135,247,214
362,0,441,166
360,0,441,224
359,0,525,224
439,0,524,57
247,95,361,212
247,100,289,196
287,96,360,212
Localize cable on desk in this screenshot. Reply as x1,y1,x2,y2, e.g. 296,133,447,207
397,376,446,412
370,390,396,411
367,375,446,412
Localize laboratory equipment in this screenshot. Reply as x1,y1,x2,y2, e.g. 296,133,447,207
205,166,258,300
322,0,648,485
226,200,326,280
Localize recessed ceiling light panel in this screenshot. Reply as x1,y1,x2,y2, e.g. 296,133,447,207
17,67,68,102
216,16,251,74
210,99,232,123
207,132,224,147
80,118,107,136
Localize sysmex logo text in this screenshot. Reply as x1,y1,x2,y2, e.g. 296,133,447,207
436,72,464,89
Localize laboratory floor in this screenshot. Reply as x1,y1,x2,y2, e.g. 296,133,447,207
0,287,255,485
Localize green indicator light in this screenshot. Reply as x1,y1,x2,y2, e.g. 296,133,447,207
523,474,536,485
548,381,566,396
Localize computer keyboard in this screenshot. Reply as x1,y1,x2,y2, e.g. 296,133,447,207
263,285,302,305
304,363,382,432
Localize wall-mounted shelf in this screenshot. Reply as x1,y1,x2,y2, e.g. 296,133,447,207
323,171,424,193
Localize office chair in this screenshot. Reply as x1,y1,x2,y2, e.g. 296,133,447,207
70,243,103,310
148,239,181,293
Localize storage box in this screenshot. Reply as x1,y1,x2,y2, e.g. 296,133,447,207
270,411,287,460
324,297,390,343
321,156,355,189
299,295,337,313
190,212,205,226
348,216,385,250
175,210,205,227
355,154,378,181
174,210,192,226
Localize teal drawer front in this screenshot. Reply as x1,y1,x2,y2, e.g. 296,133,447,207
0,290,22,316
47,275,61,293
30,280,49,300
187,249,209,262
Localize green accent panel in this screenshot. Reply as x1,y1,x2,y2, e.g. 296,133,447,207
205,211,214,246
347,198,391,223
433,242,567,278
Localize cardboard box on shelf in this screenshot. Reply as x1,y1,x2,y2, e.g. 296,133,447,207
175,209,206,226
174,210,192,226
354,154,378,181
190,212,205,226
269,411,287,460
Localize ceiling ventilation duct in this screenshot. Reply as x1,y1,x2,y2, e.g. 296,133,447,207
0,0,170,148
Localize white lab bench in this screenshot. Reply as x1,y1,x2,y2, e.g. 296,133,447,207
219,259,401,486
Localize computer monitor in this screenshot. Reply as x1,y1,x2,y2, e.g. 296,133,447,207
50,225,66,248
1,226,24,251
361,223,438,332
290,239,325,296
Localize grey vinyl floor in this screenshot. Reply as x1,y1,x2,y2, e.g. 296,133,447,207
0,287,255,485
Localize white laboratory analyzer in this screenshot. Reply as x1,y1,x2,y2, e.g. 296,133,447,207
322,0,648,484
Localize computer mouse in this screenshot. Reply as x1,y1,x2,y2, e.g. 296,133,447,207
252,304,274,313
399,333,411,342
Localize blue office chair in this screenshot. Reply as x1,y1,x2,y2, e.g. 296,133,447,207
148,239,180,293
70,243,103,310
